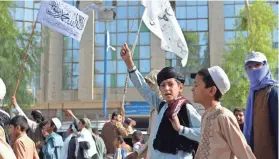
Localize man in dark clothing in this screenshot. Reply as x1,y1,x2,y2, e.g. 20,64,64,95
68,136,77,159
61,124,77,159
67,124,77,159
233,108,245,132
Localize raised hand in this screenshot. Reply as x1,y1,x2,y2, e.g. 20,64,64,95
12,96,17,107
65,109,77,120
120,43,132,61
120,43,134,69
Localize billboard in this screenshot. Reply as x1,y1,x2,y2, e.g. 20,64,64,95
124,101,150,116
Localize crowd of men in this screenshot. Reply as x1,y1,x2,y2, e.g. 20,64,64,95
0,43,277,159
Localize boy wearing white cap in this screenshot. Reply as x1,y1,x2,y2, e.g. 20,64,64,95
191,66,255,159
243,51,278,159
42,117,64,159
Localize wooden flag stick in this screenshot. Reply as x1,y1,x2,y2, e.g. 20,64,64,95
13,21,37,97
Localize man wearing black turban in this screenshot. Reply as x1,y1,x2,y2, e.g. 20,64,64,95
157,67,185,86
121,43,201,159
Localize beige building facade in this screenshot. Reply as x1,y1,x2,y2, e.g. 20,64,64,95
26,0,277,121
32,1,225,120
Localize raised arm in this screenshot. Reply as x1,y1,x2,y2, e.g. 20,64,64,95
120,102,125,123
120,43,162,110
11,96,38,132
65,109,78,121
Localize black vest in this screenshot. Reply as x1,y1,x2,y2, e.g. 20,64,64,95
153,102,199,155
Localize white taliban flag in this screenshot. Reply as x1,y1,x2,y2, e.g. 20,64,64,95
141,0,189,67
37,0,88,41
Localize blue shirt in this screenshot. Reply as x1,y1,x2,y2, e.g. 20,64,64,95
120,148,127,159
43,132,64,159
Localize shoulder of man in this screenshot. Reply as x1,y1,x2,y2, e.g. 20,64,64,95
115,121,124,128
50,133,63,147
184,102,195,109
25,135,37,145
268,84,278,95
184,102,202,116
216,107,237,123
158,101,166,113
14,138,25,147
70,135,77,141
267,84,278,105
266,84,278,99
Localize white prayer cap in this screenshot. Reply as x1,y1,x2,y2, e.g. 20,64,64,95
245,51,267,64
208,66,231,95
51,117,62,130
0,78,6,100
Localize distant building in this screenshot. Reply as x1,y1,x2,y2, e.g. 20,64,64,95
10,1,278,121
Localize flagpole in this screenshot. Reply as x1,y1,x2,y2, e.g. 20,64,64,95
103,22,108,118
13,20,37,97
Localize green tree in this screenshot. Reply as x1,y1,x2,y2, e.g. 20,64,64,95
0,1,44,107
165,31,209,85
222,1,278,110
184,32,201,72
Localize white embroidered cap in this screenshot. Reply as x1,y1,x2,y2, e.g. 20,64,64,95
0,78,6,100
208,66,231,95
51,117,62,130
